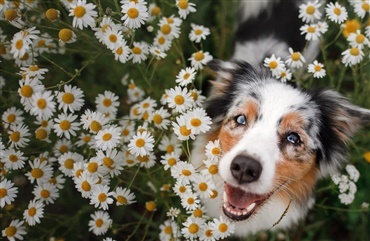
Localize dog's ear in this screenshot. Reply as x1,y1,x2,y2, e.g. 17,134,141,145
313,89,370,177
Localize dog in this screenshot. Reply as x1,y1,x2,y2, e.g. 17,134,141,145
191,0,370,237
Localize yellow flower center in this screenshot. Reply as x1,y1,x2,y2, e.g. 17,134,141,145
179,125,191,136
117,195,127,204
36,128,48,140
350,47,360,56
355,34,365,44
157,36,165,45
28,207,37,216
0,188,7,198
190,118,201,127
127,8,139,19
193,209,203,218
102,133,112,141
59,28,73,42
199,182,208,191
195,29,203,35
15,39,23,50
21,85,33,98
306,6,315,15
342,19,361,38
109,34,117,43
145,201,156,211
132,46,142,55
37,39,45,47
87,162,98,173
103,98,112,107
62,93,75,104
46,8,58,21
210,190,218,199
333,7,341,16
362,3,369,11
116,46,123,55
161,24,172,35
188,223,199,234
218,223,228,233
81,181,91,191
194,52,204,61
37,98,47,109
135,138,145,147
90,120,102,132
40,189,50,198
151,6,161,16
190,91,198,101
307,26,316,33
73,6,86,18
98,193,107,202
181,169,191,176
178,0,188,9
164,226,172,234
95,219,103,227
137,155,149,163
9,154,18,162
166,145,174,153
208,165,218,175
5,226,17,237
314,65,322,72
7,114,16,123
269,61,278,69
4,9,17,21
20,52,29,61
103,157,114,167
291,52,301,61
59,145,68,153
64,158,75,169
187,197,194,204
205,229,213,237
31,168,44,179
152,114,163,124
174,95,184,105
167,158,177,166
60,120,71,131
10,131,20,142
179,186,186,193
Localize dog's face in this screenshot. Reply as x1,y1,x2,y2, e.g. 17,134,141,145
205,60,370,223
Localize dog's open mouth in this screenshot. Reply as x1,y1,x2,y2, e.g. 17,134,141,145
222,183,272,221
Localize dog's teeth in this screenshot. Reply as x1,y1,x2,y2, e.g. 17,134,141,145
246,203,256,213
223,191,228,202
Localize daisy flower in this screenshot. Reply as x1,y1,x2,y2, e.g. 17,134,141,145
189,51,213,70
298,1,322,23
171,161,197,185
56,84,85,113
30,90,56,120
89,184,114,210
192,174,216,199
1,219,26,241
20,65,49,80
2,148,26,170
341,47,364,66
81,110,110,134
263,54,286,77
176,67,196,86
158,17,182,40
199,222,216,241
72,161,85,179
158,134,182,155
285,47,305,69
181,216,204,240
180,192,199,210
45,8,60,22
58,28,77,43
54,138,73,157
93,16,118,43
185,107,212,135
113,40,130,64
25,158,53,185
58,151,84,177
153,33,172,52
10,31,31,59
150,107,171,130
149,45,167,59
69,0,98,30
18,76,45,111
102,27,123,50
160,152,179,171
136,152,156,168
172,114,195,141
176,0,196,19
0,179,18,208
166,207,181,220
129,41,149,63
325,2,348,24
137,97,157,115
96,149,125,177
278,68,293,83
189,23,210,43
173,181,192,197
53,113,80,139
113,186,136,206
88,211,112,236
300,23,321,41
49,174,66,190
166,86,193,113
121,1,148,29
119,119,136,143
307,60,326,78
95,90,120,116
8,124,30,149
33,182,59,204
23,199,44,226
128,130,154,157
95,125,122,151
188,205,208,219
189,88,206,108
127,83,145,103
2,107,24,129
148,3,161,21
342,19,361,38
85,156,105,176
205,139,222,161
354,1,370,19
317,21,329,35
74,170,99,198
210,216,235,239
76,132,94,147
160,219,181,241
347,30,369,48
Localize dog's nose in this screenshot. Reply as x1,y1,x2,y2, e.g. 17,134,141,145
230,155,262,184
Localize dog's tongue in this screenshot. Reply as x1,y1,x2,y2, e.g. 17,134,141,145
224,183,267,208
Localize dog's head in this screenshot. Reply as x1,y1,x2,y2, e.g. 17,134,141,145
205,59,370,222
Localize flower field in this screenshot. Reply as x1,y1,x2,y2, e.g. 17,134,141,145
0,0,369,240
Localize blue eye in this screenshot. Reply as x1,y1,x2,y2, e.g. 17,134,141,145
286,132,301,145
235,115,246,125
